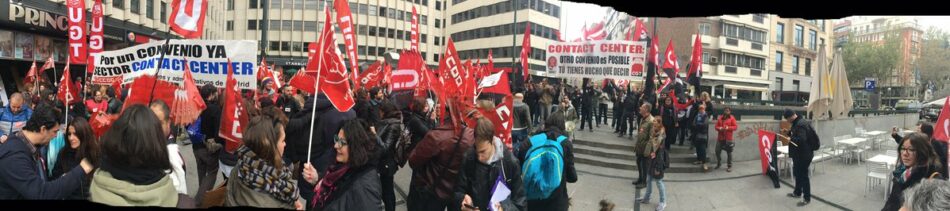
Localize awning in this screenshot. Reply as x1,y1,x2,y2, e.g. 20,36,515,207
723,84,769,92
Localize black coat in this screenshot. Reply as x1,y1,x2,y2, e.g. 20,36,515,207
660,105,676,129
882,165,941,211
403,110,435,152
313,95,357,173
376,117,404,176
276,94,301,118
317,165,385,211
454,145,526,211
50,148,91,200
284,97,316,165
788,117,818,160
0,133,86,199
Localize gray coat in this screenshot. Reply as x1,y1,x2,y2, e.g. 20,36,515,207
319,167,384,211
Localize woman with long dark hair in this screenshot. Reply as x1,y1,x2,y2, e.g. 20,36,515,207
883,133,943,211
50,117,100,199
225,107,302,209
303,119,383,210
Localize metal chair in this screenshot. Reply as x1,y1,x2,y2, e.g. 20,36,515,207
866,161,891,200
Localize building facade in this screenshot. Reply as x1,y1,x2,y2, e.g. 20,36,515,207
837,16,923,106
768,16,834,103
446,0,561,80
1,0,216,104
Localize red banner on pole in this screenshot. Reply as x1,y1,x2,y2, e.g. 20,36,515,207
757,130,777,175
410,7,419,51
87,0,105,73
334,0,359,88
220,59,248,153
169,0,209,39
67,0,87,64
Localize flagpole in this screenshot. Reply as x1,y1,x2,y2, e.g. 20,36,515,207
307,2,329,164
149,17,176,103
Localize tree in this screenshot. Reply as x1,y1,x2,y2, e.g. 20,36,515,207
918,27,950,83
842,34,902,86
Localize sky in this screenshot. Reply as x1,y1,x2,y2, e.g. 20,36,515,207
559,2,950,39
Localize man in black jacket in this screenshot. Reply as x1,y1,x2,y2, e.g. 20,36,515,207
785,109,817,206
579,84,596,132
455,118,526,211
0,103,94,199
194,84,222,203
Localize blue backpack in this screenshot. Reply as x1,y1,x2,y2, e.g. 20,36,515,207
522,133,567,200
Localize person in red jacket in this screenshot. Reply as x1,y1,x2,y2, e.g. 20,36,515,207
84,90,108,117
714,107,738,172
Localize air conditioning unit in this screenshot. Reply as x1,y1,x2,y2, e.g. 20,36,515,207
710,57,719,65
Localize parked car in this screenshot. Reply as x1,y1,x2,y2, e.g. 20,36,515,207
921,105,941,122
881,106,896,111
895,100,921,110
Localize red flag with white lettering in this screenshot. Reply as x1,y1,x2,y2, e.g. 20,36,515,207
662,38,680,77
121,75,177,111
480,95,514,148
521,24,531,83
220,59,248,153
439,38,463,97
169,0,208,39
289,68,316,94
757,130,778,175
57,61,80,105
319,36,356,112
170,60,207,125
932,96,950,142
66,0,87,64
358,62,384,88
87,0,105,73
687,34,703,88
334,0,360,88
410,7,419,51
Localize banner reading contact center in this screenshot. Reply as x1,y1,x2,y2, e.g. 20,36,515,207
545,40,647,81
91,40,258,89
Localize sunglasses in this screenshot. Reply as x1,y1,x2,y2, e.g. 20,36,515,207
334,135,348,146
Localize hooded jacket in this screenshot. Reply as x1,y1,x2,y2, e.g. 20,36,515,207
89,170,179,207
454,139,526,211
0,106,33,137
408,124,475,201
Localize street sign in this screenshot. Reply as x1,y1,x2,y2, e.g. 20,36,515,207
865,78,876,92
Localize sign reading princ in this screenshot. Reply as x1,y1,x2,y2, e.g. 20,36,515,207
545,40,647,81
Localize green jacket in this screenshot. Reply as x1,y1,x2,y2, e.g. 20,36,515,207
89,170,179,207
224,168,298,209
635,116,657,155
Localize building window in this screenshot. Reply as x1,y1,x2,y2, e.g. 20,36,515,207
775,51,783,71
160,2,167,23
435,19,442,28
388,28,395,39
227,0,234,10
248,20,258,30
792,80,800,91
753,14,765,23
270,41,280,51
250,0,259,9
805,58,812,76
699,23,711,35
436,1,442,10
751,69,762,76
368,46,377,56
794,25,803,47
113,0,125,9
776,23,784,43
397,30,404,40
809,30,817,50
281,42,290,52
702,52,710,64
131,0,140,14
368,26,377,36
305,21,318,31
775,77,784,91
226,21,234,31
435,36,441,45
434,54,440,62
421,34,427,43
358,46,367,56
792,56,800,74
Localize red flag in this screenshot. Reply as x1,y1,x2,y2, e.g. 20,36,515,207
487,49,495,71
383,63,393,85
87,0,105,73
357,62,384,88
258,58,280,91
319,35,356,112
521,24,531,83
41,56,55,72
480,95,514,148
169,0,208,39
687,34,704,88
555,29,564,42
410,7,420,51
334,0,360,86
171,60,207,125
633,18,647,42
90,112,119,138
289,68,316,94
649,35,660,65
584,21,606,41
395,50,425,91
25,61,39,85
439,38,463,97
480,71,511,97
111,75,123,99
56,61,80,105
220,59,248,153
662,38,680,77
757,130,778,175
121,75,177,111
66,0,87,64
933,96,950,142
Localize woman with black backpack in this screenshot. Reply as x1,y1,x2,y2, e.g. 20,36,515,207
516,112,577,211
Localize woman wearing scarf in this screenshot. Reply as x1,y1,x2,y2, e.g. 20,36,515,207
883,133,943,211
50,117,100,200
302,119,383,211
225,108,303,209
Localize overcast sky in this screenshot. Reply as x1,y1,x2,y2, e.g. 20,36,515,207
560,2,950,39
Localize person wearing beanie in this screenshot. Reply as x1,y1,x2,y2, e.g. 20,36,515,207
891,121,948,177
784,109,818,206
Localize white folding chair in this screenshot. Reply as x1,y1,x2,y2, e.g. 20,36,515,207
865,161,891,200
885,150,898,158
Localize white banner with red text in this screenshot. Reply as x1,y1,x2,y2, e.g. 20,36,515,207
544,40,647,81
90,40,258,89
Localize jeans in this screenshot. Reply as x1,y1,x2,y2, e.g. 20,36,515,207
381,173,396,211
530,105,541,124
793,154,814,201
580,108,593,131
636,155,649,184
715,141,734,167
694,140,708,163
642,173,667,203
613,109,623,130
541,104,552,123
598,104,609,125
627,114,637,135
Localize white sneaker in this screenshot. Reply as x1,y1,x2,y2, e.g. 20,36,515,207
656,202,666,211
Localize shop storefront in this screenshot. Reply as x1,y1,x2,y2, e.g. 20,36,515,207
0,1,174,105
